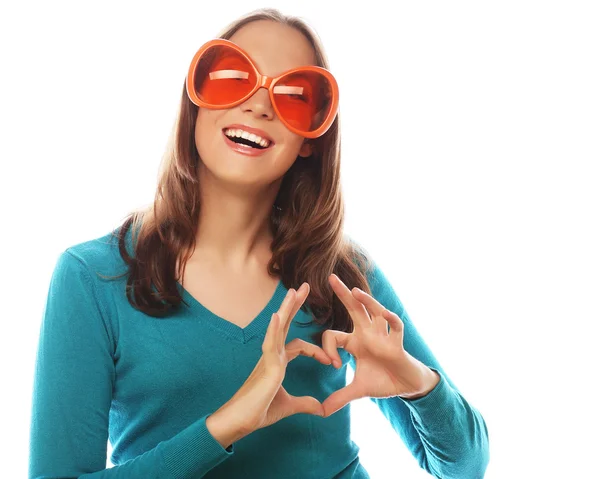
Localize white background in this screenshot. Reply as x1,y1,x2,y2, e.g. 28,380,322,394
2,1,599,478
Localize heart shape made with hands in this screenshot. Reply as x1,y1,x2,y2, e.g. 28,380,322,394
280,274,432,419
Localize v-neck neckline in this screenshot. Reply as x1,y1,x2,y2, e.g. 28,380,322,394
176,279,288,344
121,223,288,344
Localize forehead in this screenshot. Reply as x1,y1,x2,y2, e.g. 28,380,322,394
229,20,317,76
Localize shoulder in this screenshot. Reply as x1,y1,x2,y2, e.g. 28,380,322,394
45,231,122,354
47,226,131,337
45,225,132,315
60,225,131,280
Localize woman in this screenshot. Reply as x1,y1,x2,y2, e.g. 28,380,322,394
29,7,489,479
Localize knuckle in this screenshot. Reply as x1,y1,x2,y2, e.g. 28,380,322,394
321,330,336,345
285,338,305,351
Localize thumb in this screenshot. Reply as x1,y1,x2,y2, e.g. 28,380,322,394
322,382,361,418
288,395,325,417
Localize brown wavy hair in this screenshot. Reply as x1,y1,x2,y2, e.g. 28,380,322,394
105,7,374,345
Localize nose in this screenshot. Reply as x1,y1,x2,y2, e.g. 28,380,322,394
238,87,274,120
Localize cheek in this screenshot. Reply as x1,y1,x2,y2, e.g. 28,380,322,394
270,138,307,175
194,109,226,154
280,131,306,156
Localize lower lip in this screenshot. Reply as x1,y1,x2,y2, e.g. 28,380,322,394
222,131,274,157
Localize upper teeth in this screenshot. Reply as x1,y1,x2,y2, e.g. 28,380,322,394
224,128,271,148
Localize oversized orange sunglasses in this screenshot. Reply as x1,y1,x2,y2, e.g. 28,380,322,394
185,39,339,138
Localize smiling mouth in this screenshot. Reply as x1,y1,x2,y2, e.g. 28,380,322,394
222,128,272,149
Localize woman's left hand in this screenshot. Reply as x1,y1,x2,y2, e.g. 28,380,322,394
321,273,440,418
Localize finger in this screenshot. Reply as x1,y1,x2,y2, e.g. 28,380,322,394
285,338,332,366
282,282,310,341
264,313,280,353
382,309,405,342
276,288,297,347
328,274,371,329
351,288,388,335
287,394,324,417
321,329,351,368
321,381,362,418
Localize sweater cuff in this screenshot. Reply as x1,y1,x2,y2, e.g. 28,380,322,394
162,413,234,477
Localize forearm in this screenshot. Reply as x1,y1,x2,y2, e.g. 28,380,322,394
400,369,490,478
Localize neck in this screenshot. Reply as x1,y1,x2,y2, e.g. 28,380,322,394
191,163,281,270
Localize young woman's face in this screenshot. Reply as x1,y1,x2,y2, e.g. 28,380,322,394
194,20,315,190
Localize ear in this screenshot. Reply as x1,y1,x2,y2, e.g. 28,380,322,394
298,141,313,158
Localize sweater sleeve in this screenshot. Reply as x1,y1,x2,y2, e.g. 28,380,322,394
29,251,234,479
348,261,490,479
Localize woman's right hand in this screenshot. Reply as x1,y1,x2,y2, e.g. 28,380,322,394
208,283,333,442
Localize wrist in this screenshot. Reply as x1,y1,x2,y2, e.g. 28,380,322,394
206,403,252,449
396,355,441,400
408,366,440,400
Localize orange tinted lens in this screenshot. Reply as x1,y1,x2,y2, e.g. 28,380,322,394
273,71,333,133
193,45,257,106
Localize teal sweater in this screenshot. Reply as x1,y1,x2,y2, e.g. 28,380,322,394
29,228,489,478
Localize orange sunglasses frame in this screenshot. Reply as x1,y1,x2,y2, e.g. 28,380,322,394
185,38,339,139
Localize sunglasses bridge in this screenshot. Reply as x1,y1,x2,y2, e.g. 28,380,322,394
258,74,276,90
